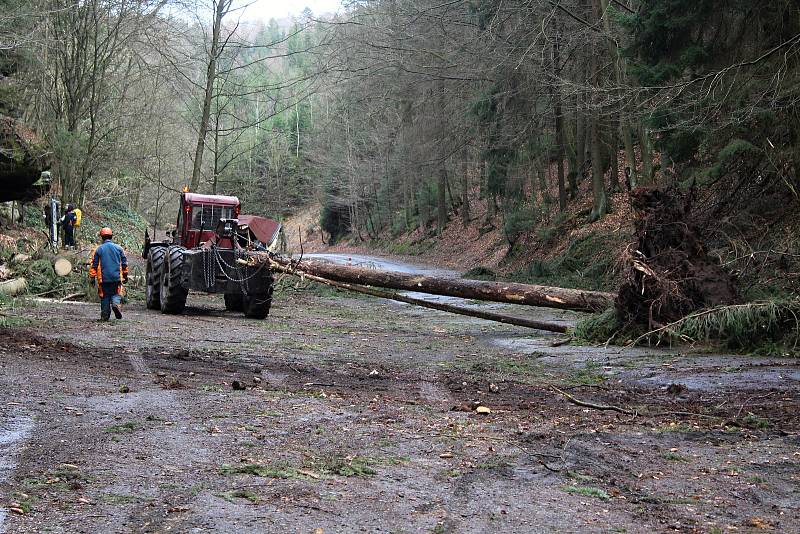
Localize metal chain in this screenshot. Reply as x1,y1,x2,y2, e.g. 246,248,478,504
202,248,216,290
236,248,249,296
210,245,265,285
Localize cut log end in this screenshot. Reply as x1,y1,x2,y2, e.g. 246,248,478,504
53,257,73,277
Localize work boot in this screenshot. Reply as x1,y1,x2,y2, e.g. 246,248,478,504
112,304,122,320
100,313,110,321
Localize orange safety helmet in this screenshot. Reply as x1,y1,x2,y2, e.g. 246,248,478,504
99,227,113,238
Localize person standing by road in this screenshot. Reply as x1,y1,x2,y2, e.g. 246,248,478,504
89,227,129,321
62,204,77,249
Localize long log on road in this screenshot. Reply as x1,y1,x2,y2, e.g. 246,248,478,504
269,260,569,332
268,256,614,312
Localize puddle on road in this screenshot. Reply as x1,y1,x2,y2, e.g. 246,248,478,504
0,412,35,533
637,368,800,392
306,253,459,278
487,336,654,362
490,335,800,392
299,254,800,394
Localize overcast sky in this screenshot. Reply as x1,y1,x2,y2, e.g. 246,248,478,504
236,0,344,21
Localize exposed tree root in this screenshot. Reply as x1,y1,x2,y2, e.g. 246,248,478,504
616,187,738,328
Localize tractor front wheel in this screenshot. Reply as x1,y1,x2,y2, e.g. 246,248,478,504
160,246,188,314
145,247,166,310
224,293,244,312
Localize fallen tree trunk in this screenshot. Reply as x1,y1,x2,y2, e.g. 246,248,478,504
268,256,614,312
270,260,569,333
0,277,27,296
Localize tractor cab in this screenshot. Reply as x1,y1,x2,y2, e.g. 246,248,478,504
177,192,240,249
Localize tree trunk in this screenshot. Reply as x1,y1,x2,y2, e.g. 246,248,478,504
190,0,229,192
295,101,300,158
445,171,457,214
437,167,447,235
0,278,27,297
212,110,220,194
589,0,608,222
557,157,567,212
610,132,620,193
640,125,654,184
589,116,608,222
461,157,470,226
576,90,586,182
269,256,614,312
53,256,73,277
418,183,429,233
552,20,567,212
271,262,569,333
566,122,579,200
538,159,550,203
403,170,412,231
599,0,638,188
483,161,496,222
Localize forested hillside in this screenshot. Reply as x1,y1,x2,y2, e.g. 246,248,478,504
1,1,798,303
2,1,797,226
0,0,320,224
307,0,800,261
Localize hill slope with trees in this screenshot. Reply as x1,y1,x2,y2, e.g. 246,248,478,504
0,0,797,349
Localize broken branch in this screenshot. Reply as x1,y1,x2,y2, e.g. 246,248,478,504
551,386,635,415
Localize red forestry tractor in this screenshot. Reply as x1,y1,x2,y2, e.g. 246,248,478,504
141,192,282,319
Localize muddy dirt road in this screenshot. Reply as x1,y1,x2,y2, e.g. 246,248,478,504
1,270,799,533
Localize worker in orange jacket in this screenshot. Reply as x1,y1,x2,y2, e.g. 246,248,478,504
89,227,129,321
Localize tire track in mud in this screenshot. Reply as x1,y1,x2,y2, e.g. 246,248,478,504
418,380,456,406
76,351,216,533
126,351,150,374
0,412,35,534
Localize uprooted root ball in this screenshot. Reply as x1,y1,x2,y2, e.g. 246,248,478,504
616,187,738,328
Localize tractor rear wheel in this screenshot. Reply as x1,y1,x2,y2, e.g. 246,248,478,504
145,247,166,310
244,270,274,319
243,291,272,319
241,269,274,319
160,245,188,314
223,293,244,312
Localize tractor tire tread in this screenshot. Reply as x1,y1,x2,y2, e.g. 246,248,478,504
146,246,166,310
160,245,188,314
224,293,244,312
243,272,274,319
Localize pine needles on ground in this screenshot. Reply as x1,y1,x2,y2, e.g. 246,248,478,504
575,300,800,355
638,300,800,354
574,308,623,343
24,258,67,294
